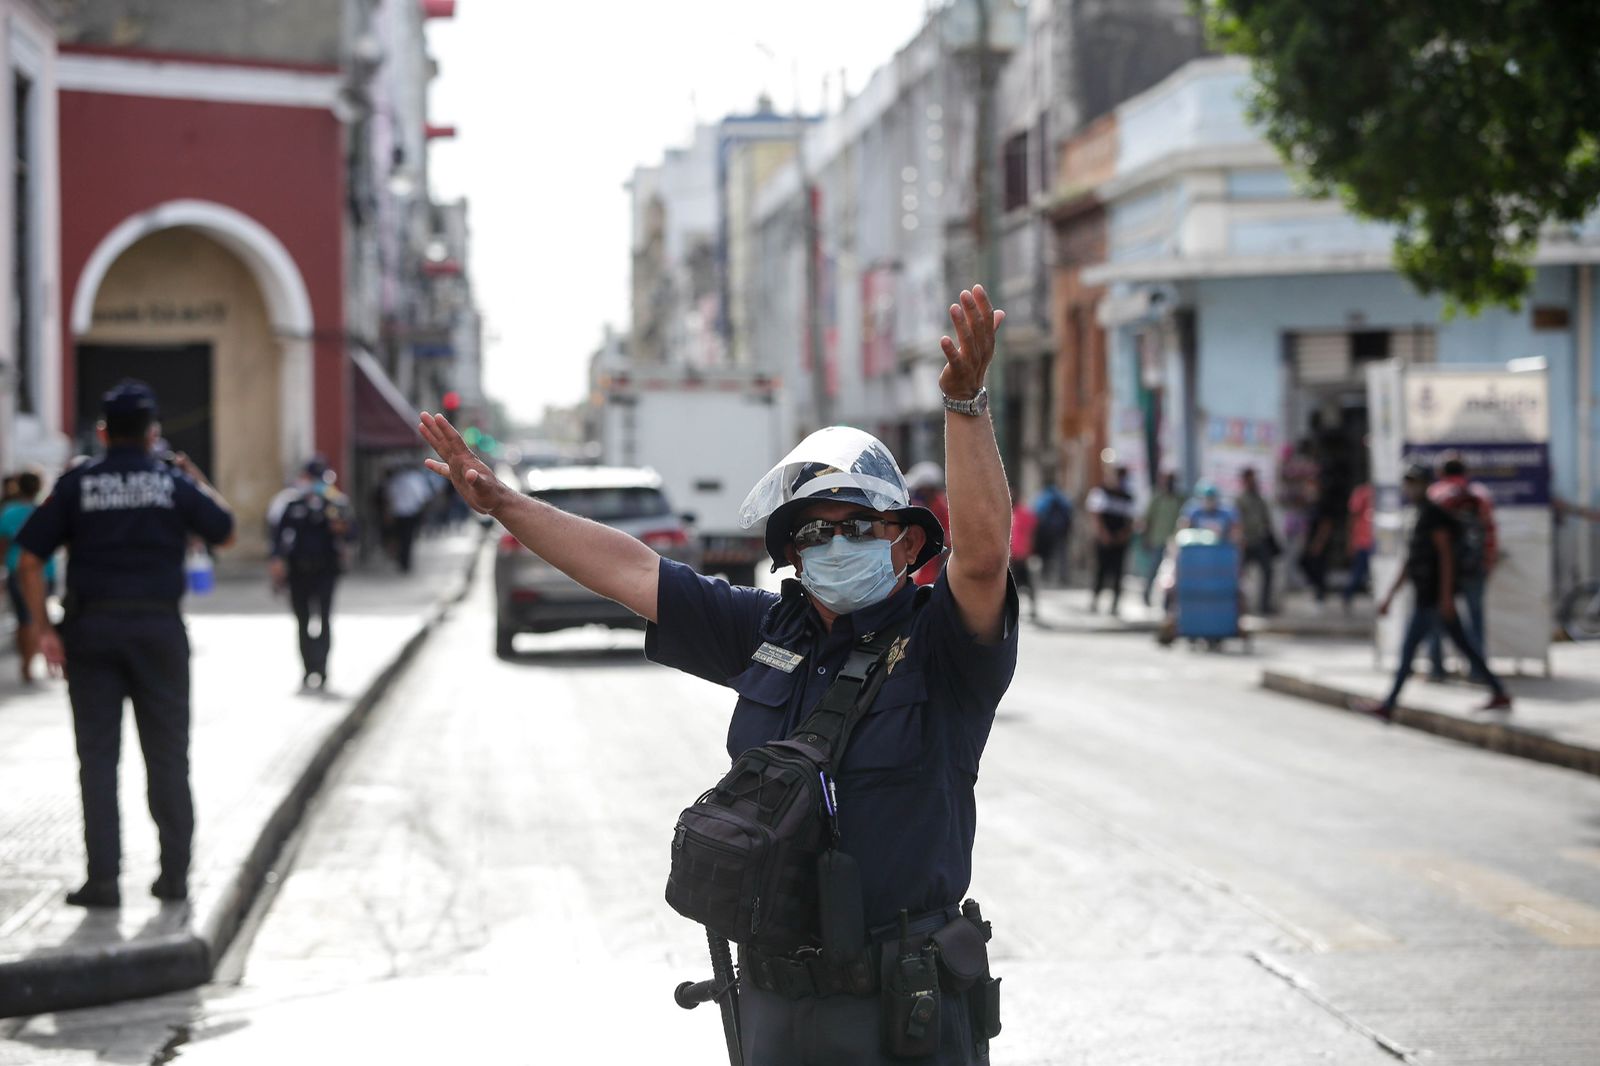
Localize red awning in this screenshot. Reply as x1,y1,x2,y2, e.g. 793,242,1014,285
352,349,423,450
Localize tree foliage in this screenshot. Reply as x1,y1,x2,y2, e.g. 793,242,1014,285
1200,0,1600,310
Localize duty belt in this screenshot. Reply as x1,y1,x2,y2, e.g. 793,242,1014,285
71,598,181,617
740,905,962,1000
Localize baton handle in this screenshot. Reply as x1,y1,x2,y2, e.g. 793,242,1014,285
675,978,718,1009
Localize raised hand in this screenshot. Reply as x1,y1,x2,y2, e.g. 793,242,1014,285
939,284,1005,401
419,411,505,515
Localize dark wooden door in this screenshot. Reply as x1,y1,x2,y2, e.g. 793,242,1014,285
76,343,214,476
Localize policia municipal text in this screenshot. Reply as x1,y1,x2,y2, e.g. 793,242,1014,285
421,286,1016,1065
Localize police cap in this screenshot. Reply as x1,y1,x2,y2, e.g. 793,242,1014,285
101,379,160,419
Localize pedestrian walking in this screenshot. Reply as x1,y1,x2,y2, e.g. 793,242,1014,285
421,284,1014,1065
1087,466,1136,615
1139,471,1182,606
1031,478,1074,587
1235,468,1279,616
1343,480,1376,613
269,457,352,691
0,470,56,683
1355,465,1511,719
11,380,235,907
1011,485,1039,622
1425,454,1497,682
1298,474,1346,606
384,462,435,573
1180,482,1239,541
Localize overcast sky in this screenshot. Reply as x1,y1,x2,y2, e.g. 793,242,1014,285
425,1,934,424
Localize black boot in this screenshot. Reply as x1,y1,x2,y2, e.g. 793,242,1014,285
151,872,188,902
65,878,121,908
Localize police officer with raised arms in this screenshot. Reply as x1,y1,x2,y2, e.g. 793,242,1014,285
14,379,235,908
421,286,1015,1064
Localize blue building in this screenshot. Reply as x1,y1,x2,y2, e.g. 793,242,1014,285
1078,57,1600,577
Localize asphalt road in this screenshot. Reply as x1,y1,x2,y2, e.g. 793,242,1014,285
7,570,1599,1065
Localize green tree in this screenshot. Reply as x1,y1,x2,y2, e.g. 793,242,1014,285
1200,0,1600,310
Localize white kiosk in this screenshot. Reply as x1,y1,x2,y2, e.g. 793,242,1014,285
1367,359,1552,676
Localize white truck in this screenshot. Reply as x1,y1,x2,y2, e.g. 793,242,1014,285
596,367,787,587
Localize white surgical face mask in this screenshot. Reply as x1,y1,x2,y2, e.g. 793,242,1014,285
799,531,906,614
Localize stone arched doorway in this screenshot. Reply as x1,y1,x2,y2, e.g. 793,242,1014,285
70,202,315,554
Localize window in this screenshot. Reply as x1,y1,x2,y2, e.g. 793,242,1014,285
12,71,33,415
1070,307,1088,411
1351,330,1390,364
1002,131,1029,213
1037,113,1049,198
529,486,671,523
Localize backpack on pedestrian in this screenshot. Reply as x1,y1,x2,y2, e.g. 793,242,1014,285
1451,494,1489,579
1036,492,1072,540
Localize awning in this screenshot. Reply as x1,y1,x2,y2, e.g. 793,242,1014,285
352,348,423,450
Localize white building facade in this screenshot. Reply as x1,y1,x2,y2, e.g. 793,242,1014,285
0,0,65,475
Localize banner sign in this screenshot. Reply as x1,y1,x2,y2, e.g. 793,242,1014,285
1402,369,1551,507
1399,442,1550,506
1377,365,1552,672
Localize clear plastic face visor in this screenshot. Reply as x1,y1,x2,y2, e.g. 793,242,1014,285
738,426,911,530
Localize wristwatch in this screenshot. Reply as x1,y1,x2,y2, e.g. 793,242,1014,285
942,386,989,417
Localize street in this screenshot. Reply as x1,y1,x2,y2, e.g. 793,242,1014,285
7,562,1598,1065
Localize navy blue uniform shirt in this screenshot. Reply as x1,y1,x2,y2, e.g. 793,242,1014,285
647,557,1019,929
16,447,234,604
271,488,350,572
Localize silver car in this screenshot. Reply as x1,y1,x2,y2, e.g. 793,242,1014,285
493,466,700,656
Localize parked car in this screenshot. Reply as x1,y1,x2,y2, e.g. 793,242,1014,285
493,465,700,656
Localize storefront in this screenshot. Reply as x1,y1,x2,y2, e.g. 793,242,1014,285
56,49,350,553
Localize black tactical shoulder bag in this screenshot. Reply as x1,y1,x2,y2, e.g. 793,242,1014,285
666,618,912,955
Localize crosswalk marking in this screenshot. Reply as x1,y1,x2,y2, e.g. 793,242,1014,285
1387,851,1600,947
1169,848,1399,952
1559,847,1600,872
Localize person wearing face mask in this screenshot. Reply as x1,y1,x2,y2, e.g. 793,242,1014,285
419,286,1016,1065
268,456,352,691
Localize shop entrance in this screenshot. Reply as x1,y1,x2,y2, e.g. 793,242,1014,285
76,342,214,475
1282,327,1435,572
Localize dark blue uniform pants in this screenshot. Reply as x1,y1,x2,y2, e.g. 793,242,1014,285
64,613,193,882
288,568,337,680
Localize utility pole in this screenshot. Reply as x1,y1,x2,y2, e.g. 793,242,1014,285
799,117,832,430
973,0,1006,464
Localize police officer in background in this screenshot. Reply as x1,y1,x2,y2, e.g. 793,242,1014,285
13,380,235,908
421,286,1016,1064
268,457,352,691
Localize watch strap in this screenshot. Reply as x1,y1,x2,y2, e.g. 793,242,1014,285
942,386,989,416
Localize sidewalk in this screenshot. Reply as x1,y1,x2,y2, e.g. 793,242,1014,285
1262,641,1600,778
0,528,484,1018
1025,580,1373,639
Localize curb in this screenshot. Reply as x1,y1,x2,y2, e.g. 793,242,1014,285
1248,620,1370,640
0,537,485,1019
1034,618,1161,636
1260,669,1600,780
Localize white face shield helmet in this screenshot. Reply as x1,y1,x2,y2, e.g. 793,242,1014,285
739,426,945,573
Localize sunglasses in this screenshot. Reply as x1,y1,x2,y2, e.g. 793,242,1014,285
791,517,904,552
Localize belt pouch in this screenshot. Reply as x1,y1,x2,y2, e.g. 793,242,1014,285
972,976,1002,1040
880,918,941,1059
928,914,988,993
817,848,865,962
